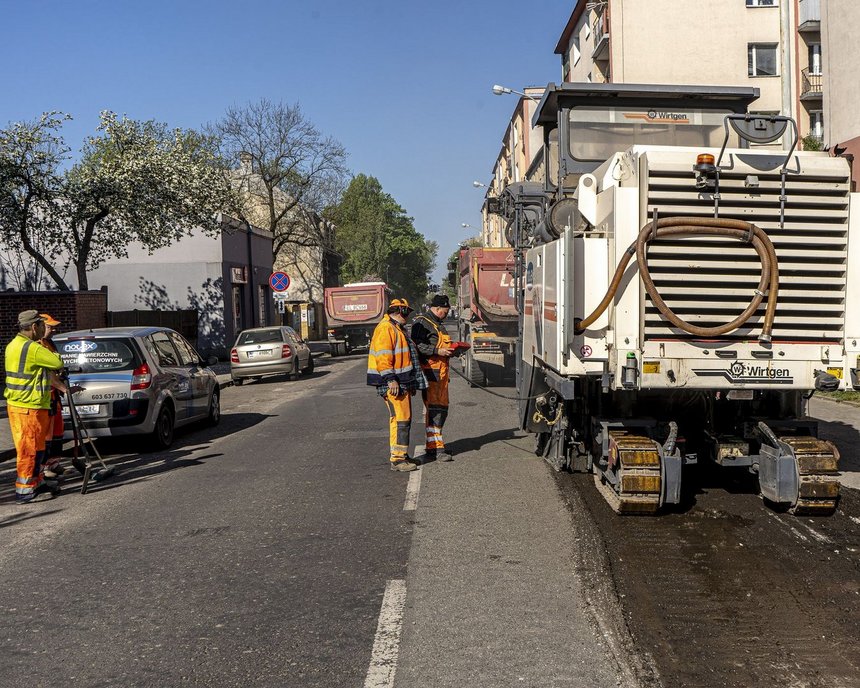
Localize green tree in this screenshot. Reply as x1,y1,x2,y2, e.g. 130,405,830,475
0,111,232,290
332,174,436,304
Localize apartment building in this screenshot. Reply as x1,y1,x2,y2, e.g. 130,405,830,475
555,0,827,146
481,87,544,248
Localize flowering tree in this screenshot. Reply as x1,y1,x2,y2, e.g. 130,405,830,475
0,111,234,290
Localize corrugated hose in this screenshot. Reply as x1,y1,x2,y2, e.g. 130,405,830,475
574,217,779,343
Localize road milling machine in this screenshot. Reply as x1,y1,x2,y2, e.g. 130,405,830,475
497,83,857,515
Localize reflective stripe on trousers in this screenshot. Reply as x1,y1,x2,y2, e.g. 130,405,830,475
8,406,50,495
383,390,412,461
422,378,449,451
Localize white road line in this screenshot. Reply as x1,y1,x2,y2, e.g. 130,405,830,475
850,516,860,527
403,470,422,511
364,579,407,688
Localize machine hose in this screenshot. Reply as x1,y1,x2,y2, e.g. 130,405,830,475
449,358,547,401
574,217,779,342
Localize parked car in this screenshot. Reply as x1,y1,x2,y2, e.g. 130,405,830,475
230,326,313,385
53,326,220,450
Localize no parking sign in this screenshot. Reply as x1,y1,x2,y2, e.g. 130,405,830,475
269,271,291,292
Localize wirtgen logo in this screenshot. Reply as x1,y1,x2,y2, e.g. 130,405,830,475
694,361,793,384
623,111,691,124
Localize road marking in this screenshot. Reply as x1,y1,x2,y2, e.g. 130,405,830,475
403,470,422,511
364,579,407,688
850,516,860,527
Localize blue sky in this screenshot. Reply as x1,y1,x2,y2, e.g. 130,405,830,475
0,0,570,283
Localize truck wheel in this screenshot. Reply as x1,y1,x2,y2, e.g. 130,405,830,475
465,351,485,387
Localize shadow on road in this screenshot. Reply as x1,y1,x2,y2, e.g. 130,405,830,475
445,427,530,456
0,411,274,505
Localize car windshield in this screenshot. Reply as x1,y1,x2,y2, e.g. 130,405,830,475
238,329,282,345
57,338,140,372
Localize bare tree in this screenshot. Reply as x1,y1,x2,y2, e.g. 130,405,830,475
208,100,349,257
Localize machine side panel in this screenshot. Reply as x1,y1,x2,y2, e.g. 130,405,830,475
543,242,559,370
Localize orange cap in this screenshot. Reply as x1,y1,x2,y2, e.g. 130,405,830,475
39,313,61,326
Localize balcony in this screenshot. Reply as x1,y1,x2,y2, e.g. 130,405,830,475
592,11,609,60
798,0,820,32
801,68,823,100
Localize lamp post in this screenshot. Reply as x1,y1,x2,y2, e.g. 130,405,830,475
472,180,486,188
492,84,540,102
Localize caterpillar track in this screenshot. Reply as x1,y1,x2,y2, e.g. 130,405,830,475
594,431,664,515
780,436,841,516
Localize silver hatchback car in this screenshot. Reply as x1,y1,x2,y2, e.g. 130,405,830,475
53,326,220,449
230,326,313,385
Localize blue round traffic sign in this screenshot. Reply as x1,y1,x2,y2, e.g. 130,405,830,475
269,271,291,292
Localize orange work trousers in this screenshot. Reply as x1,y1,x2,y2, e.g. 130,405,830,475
8,406,50,497
383,390,412,461
422,369,449,452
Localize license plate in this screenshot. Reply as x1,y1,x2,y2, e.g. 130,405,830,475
246,350,264,358
65,404,100,416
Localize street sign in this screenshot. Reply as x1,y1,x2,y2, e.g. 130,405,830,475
269,271,291,292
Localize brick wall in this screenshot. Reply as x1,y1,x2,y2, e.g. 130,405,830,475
0,291,107,385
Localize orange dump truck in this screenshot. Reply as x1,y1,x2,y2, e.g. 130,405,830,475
324,282,388,356
450,247,518,386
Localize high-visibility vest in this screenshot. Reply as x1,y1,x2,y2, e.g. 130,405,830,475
367,317,421,388
412,314,452,382
3,334,63,409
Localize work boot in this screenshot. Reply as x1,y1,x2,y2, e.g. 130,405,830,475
440,448,454,462
390,459,418,472
33,480,61,498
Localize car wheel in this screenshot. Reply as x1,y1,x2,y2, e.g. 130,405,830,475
232,377,244,386
151,404,175,450
288,358,299,381
207,389,221,426
304,354,315,375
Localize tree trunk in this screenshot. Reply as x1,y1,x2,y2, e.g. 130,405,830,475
76,260,89,290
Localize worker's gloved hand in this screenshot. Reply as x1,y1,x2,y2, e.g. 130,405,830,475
69,385,85,394
436,346,454,357
387,380,401,396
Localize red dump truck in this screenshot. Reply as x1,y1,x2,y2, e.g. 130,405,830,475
324,282,388,356
450,247,518,386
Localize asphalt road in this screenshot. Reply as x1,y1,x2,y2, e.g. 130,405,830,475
0,352,626,687
1,348,858,687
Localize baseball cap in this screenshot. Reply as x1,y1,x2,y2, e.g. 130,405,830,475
17,310,43,327
39,313,61,326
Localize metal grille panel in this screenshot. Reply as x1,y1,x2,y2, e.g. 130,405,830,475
644,157,849,343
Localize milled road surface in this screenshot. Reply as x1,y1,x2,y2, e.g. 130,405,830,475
555,408,860,688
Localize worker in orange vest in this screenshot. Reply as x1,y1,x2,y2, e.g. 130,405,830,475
3,310,66,502
367,298,428,472
411,294,455,460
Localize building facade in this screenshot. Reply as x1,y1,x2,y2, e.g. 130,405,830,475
822,0,860,174
81,216,273,358
481,87,544,248
554,0,827,146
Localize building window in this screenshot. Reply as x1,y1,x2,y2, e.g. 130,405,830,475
258,285,268,326
808,43,821,74
809,111,823,139
748,43,779,76
746,0,776,6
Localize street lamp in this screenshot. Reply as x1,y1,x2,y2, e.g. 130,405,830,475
461,223,476,230
472,180,486,188
492,84,540,102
